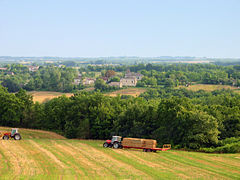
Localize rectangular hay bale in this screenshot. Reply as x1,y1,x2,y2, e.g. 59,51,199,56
122,138,157,148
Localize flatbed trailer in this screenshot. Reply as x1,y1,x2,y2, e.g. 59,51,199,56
103,136,171,152
122,145,171,152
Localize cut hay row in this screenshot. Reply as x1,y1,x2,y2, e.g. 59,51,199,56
0,128,239,179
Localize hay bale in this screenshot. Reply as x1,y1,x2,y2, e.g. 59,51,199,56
122,138,157,148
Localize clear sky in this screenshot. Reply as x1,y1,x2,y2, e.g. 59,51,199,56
0,0,239,58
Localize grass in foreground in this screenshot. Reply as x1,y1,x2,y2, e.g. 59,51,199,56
0,127,240,179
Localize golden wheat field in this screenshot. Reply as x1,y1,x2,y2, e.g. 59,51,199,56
106,88,146,97
28,91,73,103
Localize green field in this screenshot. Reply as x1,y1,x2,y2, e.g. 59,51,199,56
0,127,240,179
178,84,240,93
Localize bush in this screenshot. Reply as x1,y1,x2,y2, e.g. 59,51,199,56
201,142,240,153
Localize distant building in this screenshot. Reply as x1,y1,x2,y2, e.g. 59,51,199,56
125,69,143,80
6,72,14,75
100,77,109,83
28,66,39,72
108,81,122,88
83,78,95,85
73,78,81,85
0,67,7,71
78,73,82,79
120,77,137,87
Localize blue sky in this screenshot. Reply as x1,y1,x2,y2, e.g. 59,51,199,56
0,0,239,57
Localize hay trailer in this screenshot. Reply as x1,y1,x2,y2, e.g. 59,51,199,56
0,128,22,140
103,136,171,152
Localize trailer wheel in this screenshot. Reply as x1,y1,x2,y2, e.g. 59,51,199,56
153,150,157,153
143,149,147,152
113,142,120,149
103,142,109,148
147,149,152,152
3,135,9,140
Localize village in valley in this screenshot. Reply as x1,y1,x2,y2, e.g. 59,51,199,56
73,69,143,88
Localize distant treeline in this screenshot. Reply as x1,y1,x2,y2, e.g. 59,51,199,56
85,63,240,88
0,85,239,153
2,63,240,92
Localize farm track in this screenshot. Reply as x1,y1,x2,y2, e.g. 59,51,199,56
0,129,240,179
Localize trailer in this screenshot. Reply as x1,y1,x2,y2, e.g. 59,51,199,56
103,136,171,152
122,144,171,152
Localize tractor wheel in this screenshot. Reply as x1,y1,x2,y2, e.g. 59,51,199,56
103,142,109,148
14,134,21,140
113,142,120,149
3,135,9,140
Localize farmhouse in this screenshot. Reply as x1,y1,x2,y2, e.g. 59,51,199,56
125,69,144,80
6,72,14,75
100,77,109,83
83,78,95,85
0,67,7,71
120,77,137,87
28,66,39,72
73,78,81,85
108,81,122,88
125,72,143,80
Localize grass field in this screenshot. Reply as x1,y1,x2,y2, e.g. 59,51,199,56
0,127,240,179
28,91,73,103
106,88,146,97
178,84,240,93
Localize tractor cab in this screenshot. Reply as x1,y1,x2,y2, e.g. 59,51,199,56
111,136,122,143
103,136,122,148
11,128,18,136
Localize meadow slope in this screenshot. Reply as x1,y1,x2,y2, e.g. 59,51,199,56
0,127,240,179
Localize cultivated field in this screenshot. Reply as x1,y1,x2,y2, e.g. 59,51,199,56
178,84,240,92
0,127,240,179
28,91,73,103
106,88,146,97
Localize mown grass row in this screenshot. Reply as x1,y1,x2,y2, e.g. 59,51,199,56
0,139,240,179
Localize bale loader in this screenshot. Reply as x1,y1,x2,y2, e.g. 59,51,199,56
103,136,171,152
0,128,22,140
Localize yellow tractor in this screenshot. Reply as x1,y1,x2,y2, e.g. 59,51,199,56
0,128,22,140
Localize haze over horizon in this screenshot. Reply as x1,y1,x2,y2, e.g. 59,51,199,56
0,0,239,58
